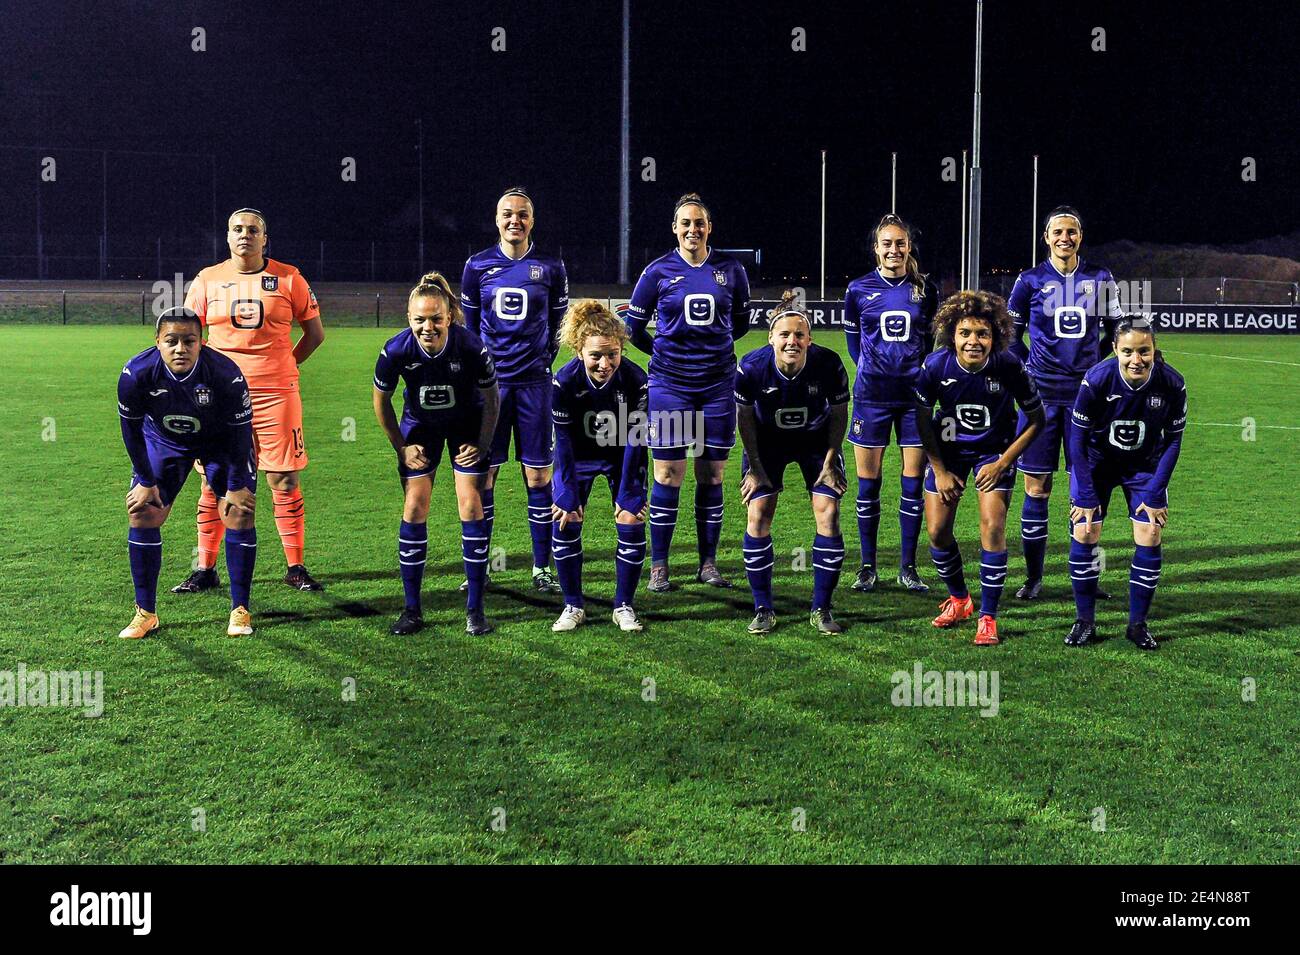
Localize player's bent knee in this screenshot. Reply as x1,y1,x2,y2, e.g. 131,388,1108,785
1133,523,1162,547
266,470,299,492
1073,526,1102,546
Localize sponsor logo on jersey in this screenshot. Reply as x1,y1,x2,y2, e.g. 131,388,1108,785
194,386,212,406
529,264,543,281
866,292,882,301
940,378,958,387
404,362,421,370
149,388,168,396
776,407,809,429
242,392,251,408
713,270,727,286
1109,419,1146,450
1106,394,1122,402
485,267,504,276
955,404,991,429
261,275,279,292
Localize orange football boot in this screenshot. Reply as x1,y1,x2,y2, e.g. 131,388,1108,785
931,594,974,628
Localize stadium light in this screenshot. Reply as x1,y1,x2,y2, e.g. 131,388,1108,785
966,0,984,290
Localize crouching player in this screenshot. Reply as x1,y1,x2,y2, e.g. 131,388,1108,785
736,293,851,635
549,301,651,633
373,272,501,637
914,292,1044,645
117,307,258,639
1065,317,1186,650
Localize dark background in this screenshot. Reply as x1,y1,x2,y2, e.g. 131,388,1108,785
2,0,1296,283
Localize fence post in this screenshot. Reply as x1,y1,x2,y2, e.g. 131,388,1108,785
376,293,381,328
1293,283,1299,306
62,290,67,325
1218,277,1226,305
142,290,147,325
1178,276,1184,304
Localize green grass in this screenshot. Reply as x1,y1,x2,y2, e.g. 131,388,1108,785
1,326,1297,863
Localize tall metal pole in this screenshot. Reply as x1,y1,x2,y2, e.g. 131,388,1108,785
101,150,108,280
1031,154,1039,266
966,0,984,290
210,154,218,263
618,0,631,284
890,152,897,213
819,149,827,299
960,149,968,289
416,118,425,275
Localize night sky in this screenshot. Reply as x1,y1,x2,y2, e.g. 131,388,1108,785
3,0,1297,283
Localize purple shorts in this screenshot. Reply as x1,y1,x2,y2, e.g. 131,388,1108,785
1017,402,1072,475
924,449,1017,496
399,422,489,478
1070,466,1165,524
647,375,735,462
131,441,256,507
848,404,921,449
491,381,554,468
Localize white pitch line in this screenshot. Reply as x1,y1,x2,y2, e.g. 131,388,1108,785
1161,349,1300,368
1190,421,1300,431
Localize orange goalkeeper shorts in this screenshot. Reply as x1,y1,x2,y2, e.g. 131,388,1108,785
249,385,308,473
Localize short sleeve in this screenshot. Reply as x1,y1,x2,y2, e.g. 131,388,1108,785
1010,356,1042,413
184,276,207,323
373,346,398,393
551,376,571,426
828,353,851,404
474,345,497,388
913,360,935,407
733,359,756,406
293,273,321,324
117,364,143,419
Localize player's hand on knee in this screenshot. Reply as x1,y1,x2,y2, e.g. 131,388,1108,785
223,487,256,519
740,471,770,506
1135,502,1167,527
556,507,583,530
453,443,482,469
974,461,1006,493
402,444,430,471
935,469,963,505
818,460,847,496
1070,504,1101,536
127,484,163,516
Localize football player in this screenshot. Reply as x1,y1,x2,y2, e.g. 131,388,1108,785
117,307,258,639
1065,317,1186,650
172,208,326,594
843,214,937,594
626,192,752,592
373,272,500,637
460,187,569,594
914,291,1045,646
1007,206,1124,600
736,293,850,634
549,300,650,633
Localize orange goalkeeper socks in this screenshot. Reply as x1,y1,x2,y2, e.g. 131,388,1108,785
273,487,306,566
196,486,225,569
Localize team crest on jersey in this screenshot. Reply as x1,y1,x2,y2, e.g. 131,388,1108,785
911,285,922,303
714,270,727,286
262,275,279,292
529,264,543,281
808,384,819,397
449,360,461,373
852,419,862,436
1079,280,1095,295
195,385,212,406
986,379,1002,393
1148,395,1164,409
615,390,625,405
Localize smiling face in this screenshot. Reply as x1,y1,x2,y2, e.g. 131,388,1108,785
874,223,910,277
1114,328,1156,385
156,321,203,375
672,203,712,257
769,314,811,370
496,194,534,249
1044,216,1082,264
227,212,267,264
581,334,623,384
953,317,993,369
408,294,452,352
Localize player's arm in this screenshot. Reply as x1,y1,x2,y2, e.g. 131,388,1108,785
843,286,861,365
550,379,581,519
922,280,938,354
460,260,482,337
458,346,499,469
912,367,961,504
294,317,324,366
548,261,570,367
1142,385,1186,521
730,264,752,343
290,277,325,366
1006,273,1031,360
1099,269,1124,354
371,349,406,452
979,386,1043,492
615,380,650,519
817,401,850,495
117,371,156,486
626,267,657,355
736,404,770,505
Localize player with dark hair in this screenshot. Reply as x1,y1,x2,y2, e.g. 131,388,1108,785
460,187,569,594
373,272,501,637
843,213,937,594
627,192,752,592
117,307,258,639
549,300,650,633
1064,317,1186,650
736,292,850,634
1007,206,1124,600
914,291,1045,646
173,208,326,595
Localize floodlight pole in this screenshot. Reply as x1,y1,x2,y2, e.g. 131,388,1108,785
960,149,968,289
891,152,897,213
417,118,425,275
618,0,631,284
966,0,984,290
820,149,827,299
1031,154,1039,266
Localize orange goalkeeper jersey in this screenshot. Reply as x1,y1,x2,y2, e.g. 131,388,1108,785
185,258,320,389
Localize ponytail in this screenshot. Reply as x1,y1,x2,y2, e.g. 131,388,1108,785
408,271,464,325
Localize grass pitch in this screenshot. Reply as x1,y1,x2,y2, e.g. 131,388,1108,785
0,325,1297,863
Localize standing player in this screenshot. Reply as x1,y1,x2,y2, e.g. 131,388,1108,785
373,272,500,637
549,301,650,633
736,293,850,634
843,214,937,594
460,187,569,594
1007,206,1123,600
914,291,1044,646
172,208,326,594
117,307,259,639
1064,318,1185,650
627,192,752,592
